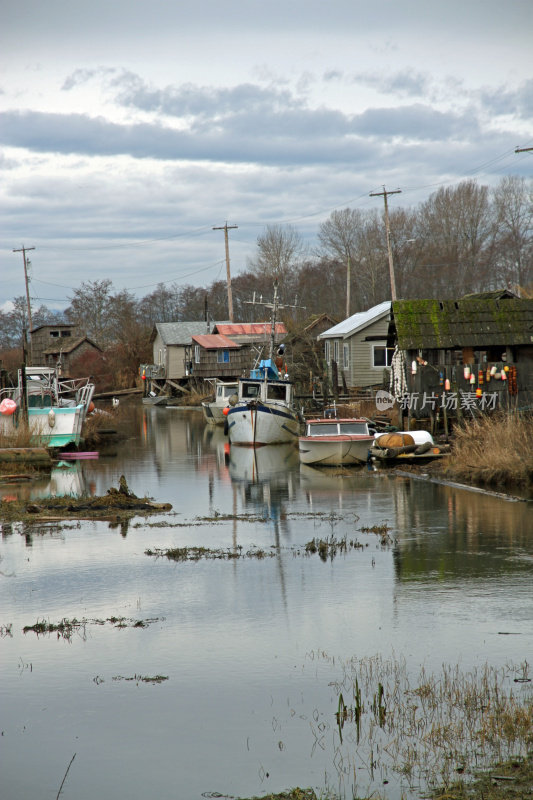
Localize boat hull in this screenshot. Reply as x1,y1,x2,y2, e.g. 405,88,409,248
0,405,86,448
298,434,374,466
202,402,227,426
227,401,300,446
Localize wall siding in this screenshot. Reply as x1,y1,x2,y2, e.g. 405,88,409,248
348,317,390,388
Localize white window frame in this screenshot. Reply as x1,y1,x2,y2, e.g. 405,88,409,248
194,345,200,364
217,349,230,363
325,340,331,363
372,342,394,368
342,343,349,370
333,340,340,364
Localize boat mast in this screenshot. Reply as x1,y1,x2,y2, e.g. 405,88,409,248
269,280,278,361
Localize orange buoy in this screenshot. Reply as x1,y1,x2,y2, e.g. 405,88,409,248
223,406,229,416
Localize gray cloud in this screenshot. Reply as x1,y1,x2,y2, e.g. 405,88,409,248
353,69,431,99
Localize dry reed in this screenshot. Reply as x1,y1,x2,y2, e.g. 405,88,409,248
445,412,533,488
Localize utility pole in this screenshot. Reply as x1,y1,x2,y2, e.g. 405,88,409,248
346,254,351,319
369,187,401,301
213,222,237,322
13,245,35,361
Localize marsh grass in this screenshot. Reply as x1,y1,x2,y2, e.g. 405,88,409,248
445,412,533,488
82,403,124,444
319,653,533,797
0,421,34,449
145,545,275,561
22,615,162,640
305,535,366,561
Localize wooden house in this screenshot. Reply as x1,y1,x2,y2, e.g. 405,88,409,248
186,334,249,380
149,322,215,381
318,302,392,390
31,324,79,365
31,324,102,373
388,292,533,420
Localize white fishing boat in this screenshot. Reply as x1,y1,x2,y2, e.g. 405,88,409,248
225,282,302,447
0,366,95,449
225,359,301,446
298,418,375,466
202,380,238,425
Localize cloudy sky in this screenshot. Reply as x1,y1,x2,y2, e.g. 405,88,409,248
2,0,532,312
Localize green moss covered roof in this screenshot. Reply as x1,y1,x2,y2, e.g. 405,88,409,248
392,298,533,349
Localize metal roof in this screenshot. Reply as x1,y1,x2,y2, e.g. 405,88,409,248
152,321,229,345
318,301,391,339
191,334,240,349
214,322,286,336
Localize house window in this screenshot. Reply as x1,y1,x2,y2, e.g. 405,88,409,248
158,349,163,365
50,331,59,338
61,331,71,337
325,341,331,363
343,343,349,370
333,340,340,364
194,345,200,364
373,344,394,368
217,350,230,363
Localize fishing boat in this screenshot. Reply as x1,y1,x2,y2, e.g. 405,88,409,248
225,359,301,446
225,282,302,447
202,380,238,425
298,418,375,466
0,366,95,449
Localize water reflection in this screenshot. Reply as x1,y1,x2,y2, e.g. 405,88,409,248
0,461,90,503
1,403,532,800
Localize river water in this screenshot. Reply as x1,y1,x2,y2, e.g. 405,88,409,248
0,404,531,800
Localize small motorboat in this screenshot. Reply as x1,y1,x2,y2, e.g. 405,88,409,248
298,418,375,466
202,380,238,425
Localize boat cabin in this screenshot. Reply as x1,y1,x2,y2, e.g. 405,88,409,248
239,378,293,405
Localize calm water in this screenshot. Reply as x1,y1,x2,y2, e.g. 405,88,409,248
0,404,532,800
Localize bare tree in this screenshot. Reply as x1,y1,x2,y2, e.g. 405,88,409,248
247,224,305,292
66,279,114,345
318,208,365,315
417,180,493,297
492,175,533,291
139,283,182,326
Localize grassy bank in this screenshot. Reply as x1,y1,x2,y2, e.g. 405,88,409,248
442,412,533,490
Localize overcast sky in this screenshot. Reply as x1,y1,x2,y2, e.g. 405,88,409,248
2,0,532,312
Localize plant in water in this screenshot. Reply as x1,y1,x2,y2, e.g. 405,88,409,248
303,653,533,798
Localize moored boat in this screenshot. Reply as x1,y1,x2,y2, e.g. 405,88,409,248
0,366,95,449
226,360,301,446
298,417,375,466
202,380,238,425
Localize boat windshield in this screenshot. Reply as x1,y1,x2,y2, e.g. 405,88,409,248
241,382,260,399
338,422,369,434
307,422,340,436
266,384,287,401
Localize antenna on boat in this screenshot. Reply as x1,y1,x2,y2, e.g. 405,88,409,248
244,280,306,362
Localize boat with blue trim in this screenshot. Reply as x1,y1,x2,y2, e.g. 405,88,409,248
225,358,301,446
